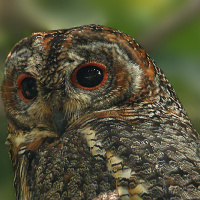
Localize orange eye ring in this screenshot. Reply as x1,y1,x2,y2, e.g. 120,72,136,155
17,74,38,102
71,62,108,90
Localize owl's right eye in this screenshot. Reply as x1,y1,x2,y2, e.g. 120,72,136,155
17,74,38,102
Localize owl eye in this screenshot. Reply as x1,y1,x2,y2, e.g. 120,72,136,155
17,74,38,102
71,62,108,90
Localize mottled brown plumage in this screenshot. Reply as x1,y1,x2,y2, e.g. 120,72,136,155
1,24,200,199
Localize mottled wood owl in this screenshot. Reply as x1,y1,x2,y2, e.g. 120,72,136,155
1,24,200,200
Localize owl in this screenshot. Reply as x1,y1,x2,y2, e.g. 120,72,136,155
1,24,200,200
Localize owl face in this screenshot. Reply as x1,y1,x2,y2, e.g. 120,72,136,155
2,25,158,150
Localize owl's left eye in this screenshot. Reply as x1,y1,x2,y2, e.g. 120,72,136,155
71,62,108,90
17,74,38,102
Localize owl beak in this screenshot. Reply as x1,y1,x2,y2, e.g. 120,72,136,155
52,108,67,136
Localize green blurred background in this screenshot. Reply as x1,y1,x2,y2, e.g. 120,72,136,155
0,0,200,199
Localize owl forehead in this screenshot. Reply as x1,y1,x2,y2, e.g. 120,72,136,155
34,26,132,63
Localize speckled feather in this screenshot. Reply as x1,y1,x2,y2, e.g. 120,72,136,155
1,24,200,199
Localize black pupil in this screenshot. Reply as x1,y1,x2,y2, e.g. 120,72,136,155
21,78,38,99
76,65,104,88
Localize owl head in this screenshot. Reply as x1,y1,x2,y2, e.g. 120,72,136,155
1,24,182,159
